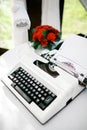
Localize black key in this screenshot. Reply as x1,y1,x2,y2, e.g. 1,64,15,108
27,91,31,95
11,83,16,87
38,102,46,110
41,97,45,101
17,82,21,86
38,88,41,91
8,75,14,80
30,93,34,98
33,96,37,100
15,86,32,103
35,98,40,103
51,93,56,98
38,94,41,98
41,90,44,94
44,96,53,105
32,89,36,93
43,93,47,97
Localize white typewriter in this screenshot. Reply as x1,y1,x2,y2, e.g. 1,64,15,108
1,34,87,124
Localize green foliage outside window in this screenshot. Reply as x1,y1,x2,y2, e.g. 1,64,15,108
0,0,12,48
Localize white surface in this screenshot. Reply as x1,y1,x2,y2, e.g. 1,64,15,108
0,42,87,129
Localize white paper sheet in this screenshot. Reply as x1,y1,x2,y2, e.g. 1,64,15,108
51,34,87,76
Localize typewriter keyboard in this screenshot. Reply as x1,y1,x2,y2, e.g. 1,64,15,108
8,67,57,110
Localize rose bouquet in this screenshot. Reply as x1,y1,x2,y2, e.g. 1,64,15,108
30,25,60,50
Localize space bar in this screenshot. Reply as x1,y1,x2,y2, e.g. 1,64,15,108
15,86,32,103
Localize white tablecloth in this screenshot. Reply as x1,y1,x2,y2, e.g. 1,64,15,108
0,43,87,130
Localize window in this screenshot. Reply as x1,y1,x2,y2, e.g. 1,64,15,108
62,0,87,39
0,0,13,49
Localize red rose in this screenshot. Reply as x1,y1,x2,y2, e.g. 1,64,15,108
32,31,43,41
47,33,56,42
40,39,48,47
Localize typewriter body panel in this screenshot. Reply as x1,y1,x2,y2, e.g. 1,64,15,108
1,47,84,124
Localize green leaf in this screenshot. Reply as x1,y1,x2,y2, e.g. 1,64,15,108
42,30,48,38
47,42,53,50
29,28,36,41
32,41,40,49
32,28,36,33
55,37,60,42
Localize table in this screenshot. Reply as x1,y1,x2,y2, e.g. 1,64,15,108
0,43,87,130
